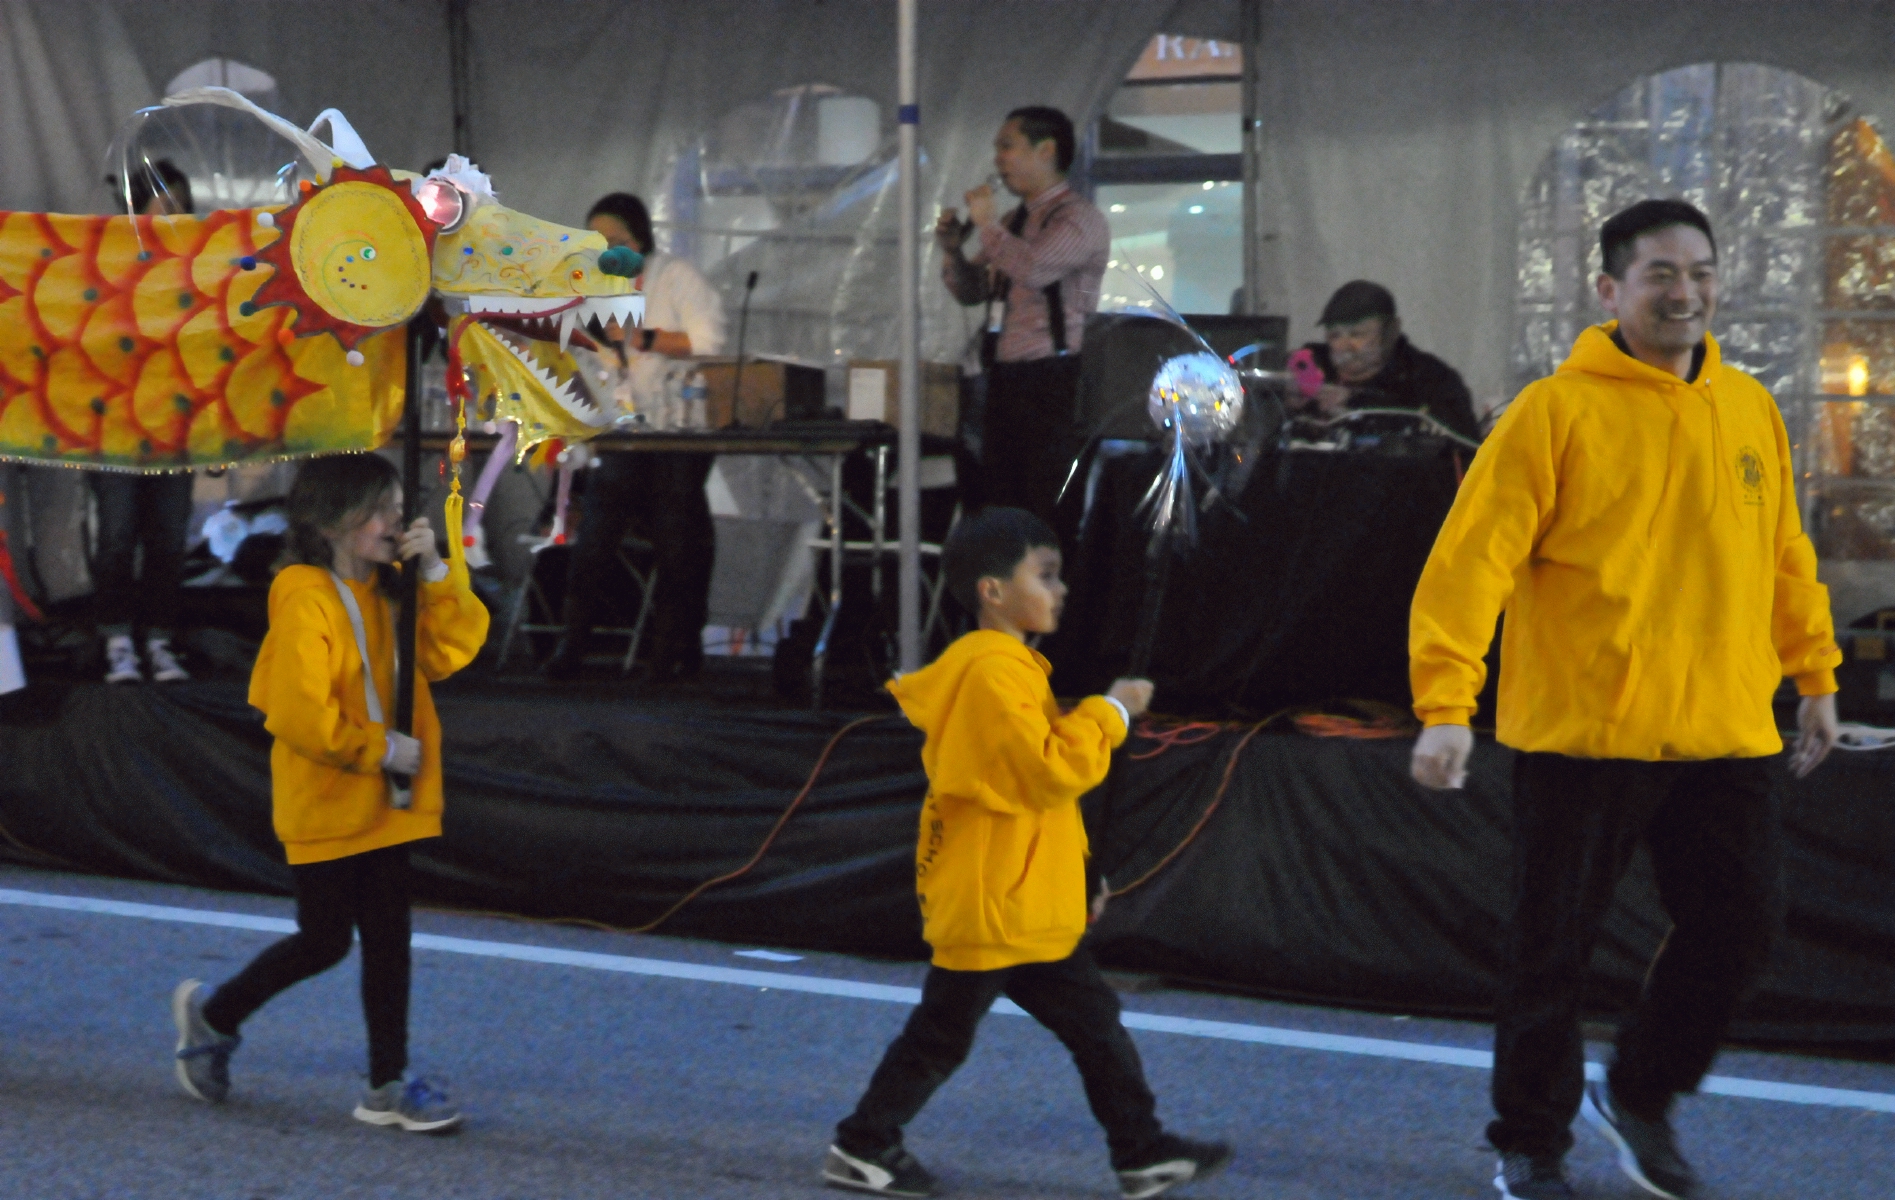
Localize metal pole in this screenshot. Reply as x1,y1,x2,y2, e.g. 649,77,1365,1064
1240,0,1264,316
896,0,922,673
391,320,424,795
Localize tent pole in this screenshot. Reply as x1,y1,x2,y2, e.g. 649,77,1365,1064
1240,0,1264,315
896,0,921,673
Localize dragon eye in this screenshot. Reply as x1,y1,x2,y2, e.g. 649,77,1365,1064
413,177,468,232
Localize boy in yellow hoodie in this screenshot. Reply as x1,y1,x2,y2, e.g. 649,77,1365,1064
169,454,488,1132
1408,201,1841,1200
823,508,1229,1200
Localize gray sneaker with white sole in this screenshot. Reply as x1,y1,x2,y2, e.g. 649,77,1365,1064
171,978,239,1103
354,1076,464,1134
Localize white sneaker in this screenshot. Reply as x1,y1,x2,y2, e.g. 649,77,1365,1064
104,635,142,683
146,636,189,682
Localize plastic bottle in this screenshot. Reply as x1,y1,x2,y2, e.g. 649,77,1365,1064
662,370,685,431
683,369,709,430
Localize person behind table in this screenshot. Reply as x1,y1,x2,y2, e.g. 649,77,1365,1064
93,159,199,684
170,454,489,1132
937,107,1109,525
1287,280,1481,443
543,192,725,682
821,507,1228,1199
1409,199,1841,1200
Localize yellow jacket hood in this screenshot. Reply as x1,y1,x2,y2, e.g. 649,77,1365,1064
890,630,1128,970
1410,323,1839,760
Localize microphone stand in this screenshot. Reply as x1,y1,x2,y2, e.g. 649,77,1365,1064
732,270,758,424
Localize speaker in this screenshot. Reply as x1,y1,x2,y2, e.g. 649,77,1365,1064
1074,312,1288,440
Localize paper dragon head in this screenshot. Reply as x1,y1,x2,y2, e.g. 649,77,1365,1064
0,87,642,469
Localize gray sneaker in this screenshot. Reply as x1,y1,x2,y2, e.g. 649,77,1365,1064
354,1076,464,1134
171,978,239,1103
1582,1080,1699,1199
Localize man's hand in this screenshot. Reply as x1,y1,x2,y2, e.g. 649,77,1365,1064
1090,878,1109,924
398,517,444,577
1107,678,1154,718
934,207,968,255
1412,723,1473,790
1789,692,1839,779
385,731,422,777
965,183,997,230
1314,383,1352,417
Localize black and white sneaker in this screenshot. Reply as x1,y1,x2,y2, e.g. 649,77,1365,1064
1494,1151,1575,1200
1582,1080,1699,1199
1116,1135,1232,1200
822,1144,936,1197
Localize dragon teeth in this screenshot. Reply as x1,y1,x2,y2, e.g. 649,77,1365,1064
557,309,578,353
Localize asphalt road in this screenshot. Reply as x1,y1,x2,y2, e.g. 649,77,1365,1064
1,864,1890,1200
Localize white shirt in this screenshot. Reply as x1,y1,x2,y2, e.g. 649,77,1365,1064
622,253,727,412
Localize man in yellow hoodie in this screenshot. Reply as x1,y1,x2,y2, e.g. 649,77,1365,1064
1408,199,1841,1200
823,507,1229,1200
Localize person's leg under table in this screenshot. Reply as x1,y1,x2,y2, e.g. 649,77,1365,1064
1607,757,1781,1119
1002,944,1164,1170
644,452,714,676
1488,754,1666,1158
88,472,140,636
552,451,639,662
835,964,1009,1158
133,471,195,638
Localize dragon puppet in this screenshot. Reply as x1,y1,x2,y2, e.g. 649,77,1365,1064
0,87,642,477
0,86,645,602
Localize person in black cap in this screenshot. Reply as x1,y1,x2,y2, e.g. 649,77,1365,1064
1289,280,1481,442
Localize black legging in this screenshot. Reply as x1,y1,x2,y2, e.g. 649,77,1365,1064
204,844,412,1088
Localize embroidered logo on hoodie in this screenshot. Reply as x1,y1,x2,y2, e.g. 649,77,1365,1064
1737,446,1765,506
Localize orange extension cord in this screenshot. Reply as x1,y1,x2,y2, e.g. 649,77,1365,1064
425,713,889,937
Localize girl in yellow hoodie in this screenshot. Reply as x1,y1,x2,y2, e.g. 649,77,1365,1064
168,453,488,1133
823,507,1228,1200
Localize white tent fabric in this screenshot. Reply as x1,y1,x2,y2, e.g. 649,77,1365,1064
7,0,1895,404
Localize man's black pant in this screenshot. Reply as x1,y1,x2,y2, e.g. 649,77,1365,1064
90,471,193,636
561,450,715,673
203,844,412,1088
1489,753,1782,1157
980,356,1082,527
836,944,1164,1169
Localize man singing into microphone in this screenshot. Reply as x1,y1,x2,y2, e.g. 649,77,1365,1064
938,107,1110,526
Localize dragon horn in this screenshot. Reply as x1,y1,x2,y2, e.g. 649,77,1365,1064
162,86,337,182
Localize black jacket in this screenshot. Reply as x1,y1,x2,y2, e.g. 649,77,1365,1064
1306,336,1480,443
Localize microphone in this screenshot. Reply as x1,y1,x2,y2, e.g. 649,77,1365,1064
734,270,759,424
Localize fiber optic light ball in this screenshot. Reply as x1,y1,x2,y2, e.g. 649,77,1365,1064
1148,351,1243,447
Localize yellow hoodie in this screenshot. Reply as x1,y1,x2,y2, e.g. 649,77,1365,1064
887,630,1128,972
249,564,489,865
1411,324,1839,761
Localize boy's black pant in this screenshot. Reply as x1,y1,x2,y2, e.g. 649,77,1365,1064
204,844,412,1088
1489,752,1781,1157
837,944,1164,1169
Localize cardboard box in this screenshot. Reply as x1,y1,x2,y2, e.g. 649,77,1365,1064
696,358,828,428
847,361,961,438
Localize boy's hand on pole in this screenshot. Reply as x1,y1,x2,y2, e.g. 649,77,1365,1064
1411,724,1473,790
1107,678,1154,718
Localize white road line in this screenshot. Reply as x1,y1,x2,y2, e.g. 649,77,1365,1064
5,885,1893,1115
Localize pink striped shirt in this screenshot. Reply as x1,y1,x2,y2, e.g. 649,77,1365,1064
943,182,1110,363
